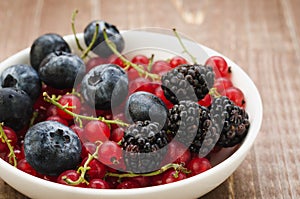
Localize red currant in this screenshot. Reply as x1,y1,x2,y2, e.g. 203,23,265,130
46,115,69,126
117,179,141,189
86,57,108,72
198,94,212,107
56,170,86,187
70,125,85,142
81,158,106,180
154,86,173,109
80,142,97,159
187,157,211,176
108,55,126,68
163,141,191,166
205,56,229,77
0,126,18,153
57,94,82,121
162,169,187,184
88,179,110,189
169,56,188,68
110,127,124,143
97,141,122,166
131,55,149,65
151,60,172,75
222,86,246,108
124,176,150,187
214,77,233,93
128,77,151,94
83,120,110,143
4,146,25,165
17,159,37,176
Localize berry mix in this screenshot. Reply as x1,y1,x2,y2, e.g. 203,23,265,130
0,14,250,189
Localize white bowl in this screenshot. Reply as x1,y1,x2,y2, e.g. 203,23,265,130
0,30,263,199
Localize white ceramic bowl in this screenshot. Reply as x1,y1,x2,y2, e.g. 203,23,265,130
0,30,263,199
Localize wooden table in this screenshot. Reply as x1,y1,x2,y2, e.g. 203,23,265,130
0,0,299,198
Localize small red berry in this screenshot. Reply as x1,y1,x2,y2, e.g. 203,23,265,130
81,158,106,180
83,120,110,143
151,60,172,75
0,126,18,153
169,56,188,68
198,94,212,107
205,56,229,78
88,178,110,189
57,94,82,121
110,127,124,143
80,141,97,159
97,141,122,166
162,169,187,184
109,55,126,68
214,77,233,93
128,77,151,94
117,179,141,189
46,115,69,126
131,55,149,65
187,157,211,176
57,170,86,187
86,57,108,72
17,159,37,176
222,86,246,108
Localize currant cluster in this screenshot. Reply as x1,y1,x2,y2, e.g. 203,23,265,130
0,12,250,190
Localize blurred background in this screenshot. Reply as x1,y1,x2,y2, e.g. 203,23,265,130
1,0,300,198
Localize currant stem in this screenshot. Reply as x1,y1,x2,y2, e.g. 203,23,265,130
209,87,222,98
105,163,190,179
172,28,197,64
147,54,155,72
102,29,161,81
63,144,101,185
81,23,99,59
43,92,129,127
0,123,17,167
71,9,84,52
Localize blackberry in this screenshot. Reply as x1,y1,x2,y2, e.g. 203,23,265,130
167,100,220,157
161,64,214,104
210,96,250,147
122,121,169,173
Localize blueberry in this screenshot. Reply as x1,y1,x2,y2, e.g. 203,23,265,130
30,33,71,70
80,64,128,110
0,87,33,131
84,20,125,58
0,64,41,101
24,121,82,176
39,51,86,89
125,91,168,128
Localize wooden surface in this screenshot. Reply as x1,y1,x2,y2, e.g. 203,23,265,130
0,0,300,198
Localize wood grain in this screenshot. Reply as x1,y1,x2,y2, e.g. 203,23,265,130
1,0,300,198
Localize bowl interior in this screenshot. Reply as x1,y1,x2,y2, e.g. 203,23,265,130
0,30,263,199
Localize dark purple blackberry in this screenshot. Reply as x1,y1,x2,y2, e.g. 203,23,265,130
210,96,250,147
161,64,215,104
121,121,169,173
167,100,220,157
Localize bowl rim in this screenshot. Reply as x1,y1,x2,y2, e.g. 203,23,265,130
0,31,263,197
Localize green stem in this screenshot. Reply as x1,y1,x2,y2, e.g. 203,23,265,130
63,144,101,185
0,123,17,167
105,163,190,179
43,92,129,128
209,87,222,98
71,9,84,52
103,29,161,81
172,28,197,64
147,54,155,72
81,23,100,59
